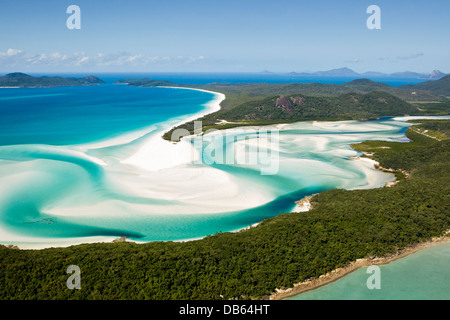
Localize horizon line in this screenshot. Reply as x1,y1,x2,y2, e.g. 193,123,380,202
1,69,448,76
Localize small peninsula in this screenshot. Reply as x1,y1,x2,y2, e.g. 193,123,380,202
115,78,177,87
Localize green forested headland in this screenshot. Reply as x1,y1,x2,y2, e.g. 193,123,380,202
1,120,449,300
115,78,177,87
0,73,105,87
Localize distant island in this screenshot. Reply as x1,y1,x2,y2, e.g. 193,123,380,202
273,67,447,80
115,78,177,87
0,72,105,88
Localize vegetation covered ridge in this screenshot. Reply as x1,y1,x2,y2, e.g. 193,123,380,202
151,75,450,141
0,72,105,88
162,90,418,141
0,120,449,300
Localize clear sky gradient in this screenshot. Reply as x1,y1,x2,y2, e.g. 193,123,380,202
1,0,449,73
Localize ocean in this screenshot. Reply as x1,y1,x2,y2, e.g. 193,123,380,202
30,72,427,86
0,84,210,146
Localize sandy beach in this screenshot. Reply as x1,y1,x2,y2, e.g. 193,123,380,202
122,87,225,171
56,87,274,218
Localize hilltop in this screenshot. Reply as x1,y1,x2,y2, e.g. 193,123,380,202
400,74,450,97
217,91,416,122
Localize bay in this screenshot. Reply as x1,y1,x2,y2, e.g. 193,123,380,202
0,82,445,249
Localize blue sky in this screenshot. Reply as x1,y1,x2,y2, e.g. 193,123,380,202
0,0,449,73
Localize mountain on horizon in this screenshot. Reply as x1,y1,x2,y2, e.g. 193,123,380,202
287,67,359,77
281,68,447,80
420,70,447,80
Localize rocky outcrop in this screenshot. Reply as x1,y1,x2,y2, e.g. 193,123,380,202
275,96,293,113
112,236,127,243
3,244,20,250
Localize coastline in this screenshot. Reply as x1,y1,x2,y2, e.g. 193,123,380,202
270,230,450,300
75,86,225,153
121,86,225,171
348,155,405,187
0,86,227,250
268,124,443,300
291,195,315,213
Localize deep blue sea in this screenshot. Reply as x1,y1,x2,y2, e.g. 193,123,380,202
30,72,427,86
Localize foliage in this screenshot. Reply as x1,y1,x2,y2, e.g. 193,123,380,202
0,73,104,87
401,75,450,97
218,91,416,122
114,78,177,87
410,99,450,116
163,91,418,141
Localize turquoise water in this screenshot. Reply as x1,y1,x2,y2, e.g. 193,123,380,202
288,242,450,300
38,72,427,86
0,84,446,249
0,85,210,146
